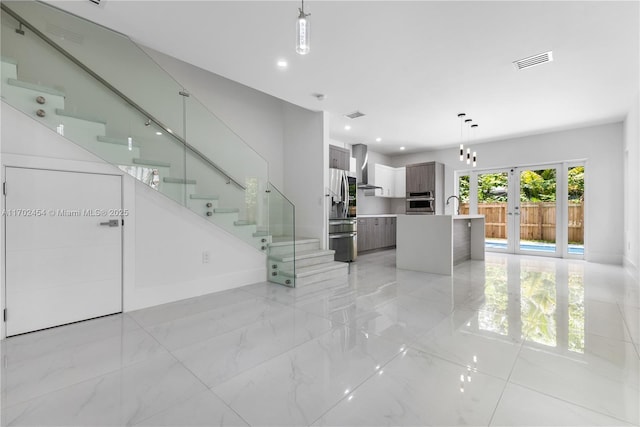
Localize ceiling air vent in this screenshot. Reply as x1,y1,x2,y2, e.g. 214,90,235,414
345,111,366,119
513,51,553,70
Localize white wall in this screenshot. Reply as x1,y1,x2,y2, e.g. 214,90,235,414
283,106,328,244
1,103,266,339
391,122,625,265
142,48,287,190
624,95,639,278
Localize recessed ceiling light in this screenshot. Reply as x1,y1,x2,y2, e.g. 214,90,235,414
400,146,406,150
375,137,382,142
155,131,162,135
344,125,351,130
277,60,288,69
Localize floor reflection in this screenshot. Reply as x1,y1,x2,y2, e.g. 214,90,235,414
469,255,586,355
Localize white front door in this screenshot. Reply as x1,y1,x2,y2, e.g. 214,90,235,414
4,167,123,336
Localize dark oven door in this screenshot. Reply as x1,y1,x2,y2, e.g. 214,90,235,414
406,192,434,214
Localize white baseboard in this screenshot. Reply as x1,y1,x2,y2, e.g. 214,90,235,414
624,256,639,282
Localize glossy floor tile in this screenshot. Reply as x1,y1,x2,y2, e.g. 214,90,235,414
1,250,638,426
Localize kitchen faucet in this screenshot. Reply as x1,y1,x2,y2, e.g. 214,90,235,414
446,195,461,215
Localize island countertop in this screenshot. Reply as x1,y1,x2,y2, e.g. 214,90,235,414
396,214,485,275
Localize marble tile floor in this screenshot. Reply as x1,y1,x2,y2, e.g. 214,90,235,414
1,250,638,426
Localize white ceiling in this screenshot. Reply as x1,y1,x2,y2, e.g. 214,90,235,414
47,1,639,155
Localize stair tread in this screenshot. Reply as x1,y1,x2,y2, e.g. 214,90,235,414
280,261,347,278
253,231,270,237
269,249,335,263
97,135,140,147
190,194,219,200
7,78,65,97
234,220,255,226
133,158,171,168
163,177,196,184
268,238,320,248
55,108,106,125
214,208,239,213
1,55,18,65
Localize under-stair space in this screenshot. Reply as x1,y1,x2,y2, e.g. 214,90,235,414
268,238,349,287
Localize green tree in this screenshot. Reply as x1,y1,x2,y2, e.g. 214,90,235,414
478,173,508,202
520,169,556,202
568,166,584,203
458,175,470,202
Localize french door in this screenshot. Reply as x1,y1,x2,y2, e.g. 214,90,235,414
464,163,584,259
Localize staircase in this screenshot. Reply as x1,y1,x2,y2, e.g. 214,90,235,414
0,56,274,253
1,22,350,288
268,238,349,287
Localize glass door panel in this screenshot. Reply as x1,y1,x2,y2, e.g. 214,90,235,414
517,166,560,256
567,165,585,257
477,170,510,252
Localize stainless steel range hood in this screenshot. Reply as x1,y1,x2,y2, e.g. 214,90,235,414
352,144,382,190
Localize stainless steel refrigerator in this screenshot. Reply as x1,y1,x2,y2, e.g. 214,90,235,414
328,169,357,262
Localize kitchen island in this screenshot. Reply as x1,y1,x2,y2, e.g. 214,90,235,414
396,214,485,275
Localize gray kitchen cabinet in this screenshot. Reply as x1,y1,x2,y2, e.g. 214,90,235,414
406,162,436,193
357,218,371,251
405,161,445,214
373,217,383,248
390,217,397,246
329,145,351,171
358,216,397,252
384,217,396,247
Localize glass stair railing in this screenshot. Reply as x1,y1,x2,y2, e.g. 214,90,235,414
1,1,296,286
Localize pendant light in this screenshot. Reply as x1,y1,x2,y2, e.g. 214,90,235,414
470,124,478,167
456,113,479,167
464,118,472,165
458,113,466,161
296,0,310,55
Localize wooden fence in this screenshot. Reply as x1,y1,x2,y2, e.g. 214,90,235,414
459,202,584,244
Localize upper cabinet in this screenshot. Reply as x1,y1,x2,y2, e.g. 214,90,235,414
406,161,445,214
406,161,440,193
329,145,351,170
394,167,406,197
373,164,406,198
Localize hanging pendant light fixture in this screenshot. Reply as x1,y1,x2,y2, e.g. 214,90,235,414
470,124,478,167
456,113,479,167
464,118,472,165
458,113,466,161
296,0,310,55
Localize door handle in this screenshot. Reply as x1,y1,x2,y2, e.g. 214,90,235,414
99,219,119,227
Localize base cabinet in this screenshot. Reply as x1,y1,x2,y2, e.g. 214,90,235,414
357,217,396,252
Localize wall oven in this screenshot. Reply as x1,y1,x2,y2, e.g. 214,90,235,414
406,191,435,214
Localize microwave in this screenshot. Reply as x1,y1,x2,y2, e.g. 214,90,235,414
406,191,434,214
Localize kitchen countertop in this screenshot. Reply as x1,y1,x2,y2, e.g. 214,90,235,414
357,214,485,219
452,214,485,220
